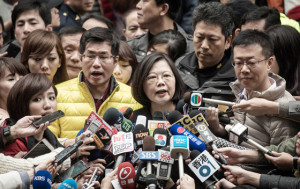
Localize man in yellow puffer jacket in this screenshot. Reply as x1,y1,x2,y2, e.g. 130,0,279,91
49,27,142,139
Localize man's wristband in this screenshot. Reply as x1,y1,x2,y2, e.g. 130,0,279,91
293,156,298,170
3,126,15,142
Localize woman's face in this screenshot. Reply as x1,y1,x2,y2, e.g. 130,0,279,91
27,47,61,82
113,60,133,84
29,87,57,116
143,59,176,106
0,68,23,107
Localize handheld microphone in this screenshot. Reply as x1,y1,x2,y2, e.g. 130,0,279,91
146,174,157,189
141,136,156,175
136,162,148,186
152,111,164,120
57,178,77,189
117,162,136,189
133,124,149,148
32,170,52,189
185,91,235,108
103,107,123,131
168,124,206,152
119,107,133,120
54,140,83,165
121,119,133,132
112,132,134,169
230,123,273,156
153,128,168,148
156,147,173,187
215,137,248,150
170,135,189,179
189,110,227,164
176,99,186,115
136,115,147,127
166,110,198,136
188,150,219,186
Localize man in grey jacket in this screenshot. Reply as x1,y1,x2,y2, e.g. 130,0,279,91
127,0,193,62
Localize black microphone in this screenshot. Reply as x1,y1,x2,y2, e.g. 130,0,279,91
133,124,149,149
152,111,164,120
176,99,186,115
189,110,227,165
146,174,157,189
136,161,148,186
230,123,273,156
54,140,83,165
103,107,120,126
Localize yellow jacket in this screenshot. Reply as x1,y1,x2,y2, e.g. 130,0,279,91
49,72,142,139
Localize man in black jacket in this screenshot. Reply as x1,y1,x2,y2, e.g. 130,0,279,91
176,2,236,102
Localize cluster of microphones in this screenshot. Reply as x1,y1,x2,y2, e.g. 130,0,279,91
32,91,274,189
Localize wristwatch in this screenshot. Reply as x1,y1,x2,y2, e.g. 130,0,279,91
293,156,298,170
3,126,14,142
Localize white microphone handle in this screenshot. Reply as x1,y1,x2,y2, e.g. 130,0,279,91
203,98,235,106
147,161,152,175
114,154,125,169
178,153,184,179
246,138,269,154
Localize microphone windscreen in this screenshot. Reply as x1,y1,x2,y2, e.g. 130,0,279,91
152,111,163,120
166,110,183,124
153,128,168,147
136,115,147,126
57,178,77,189
103,107,120,125
189,110,202,119
176,99,186,114
142,136,155,151
190,150,201,160
183,91,191,104
119,107,133,120
145,174,157,186
32,170,52,189
117,162,136,189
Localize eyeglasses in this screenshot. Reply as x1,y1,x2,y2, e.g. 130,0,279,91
232,57,269,69
146,72,174,84
82,54,114,64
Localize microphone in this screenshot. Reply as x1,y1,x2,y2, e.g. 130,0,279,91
57,178,77,189
153,128,168,148
230,123,273,156
185,91,235,108
119,107,133,120
215,137,248,150
168,124,206,152
141,136,157,175
166,110,199,136
136,162,148,186
188,150,219,187
32,170,52,189
156,147,173,187
176,99,186,115
112,132,134,169
170,135,189,179
152,111,164,120
146,174,157,189
121,119,133,132
133,124,149,149
136,115,147,127
189,110,227,165
117,162,136,189
103,107,123,131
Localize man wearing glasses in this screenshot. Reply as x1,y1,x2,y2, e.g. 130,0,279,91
211,29,298,148
49,27,141,139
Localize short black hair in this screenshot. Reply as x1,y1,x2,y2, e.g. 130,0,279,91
122,8,137,28
241,6,280,30
81,14,114,31
155,0,181,20
132,52,185,107
232,29,273,58
59,25,86,38
192,2,234,39
79,27,120,57
226,0,257,30
148,30,186,62
12,0,51,29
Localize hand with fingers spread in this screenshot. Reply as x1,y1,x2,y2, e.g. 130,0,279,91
233,98,278,116
222,165,260,187
265,151,293,171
